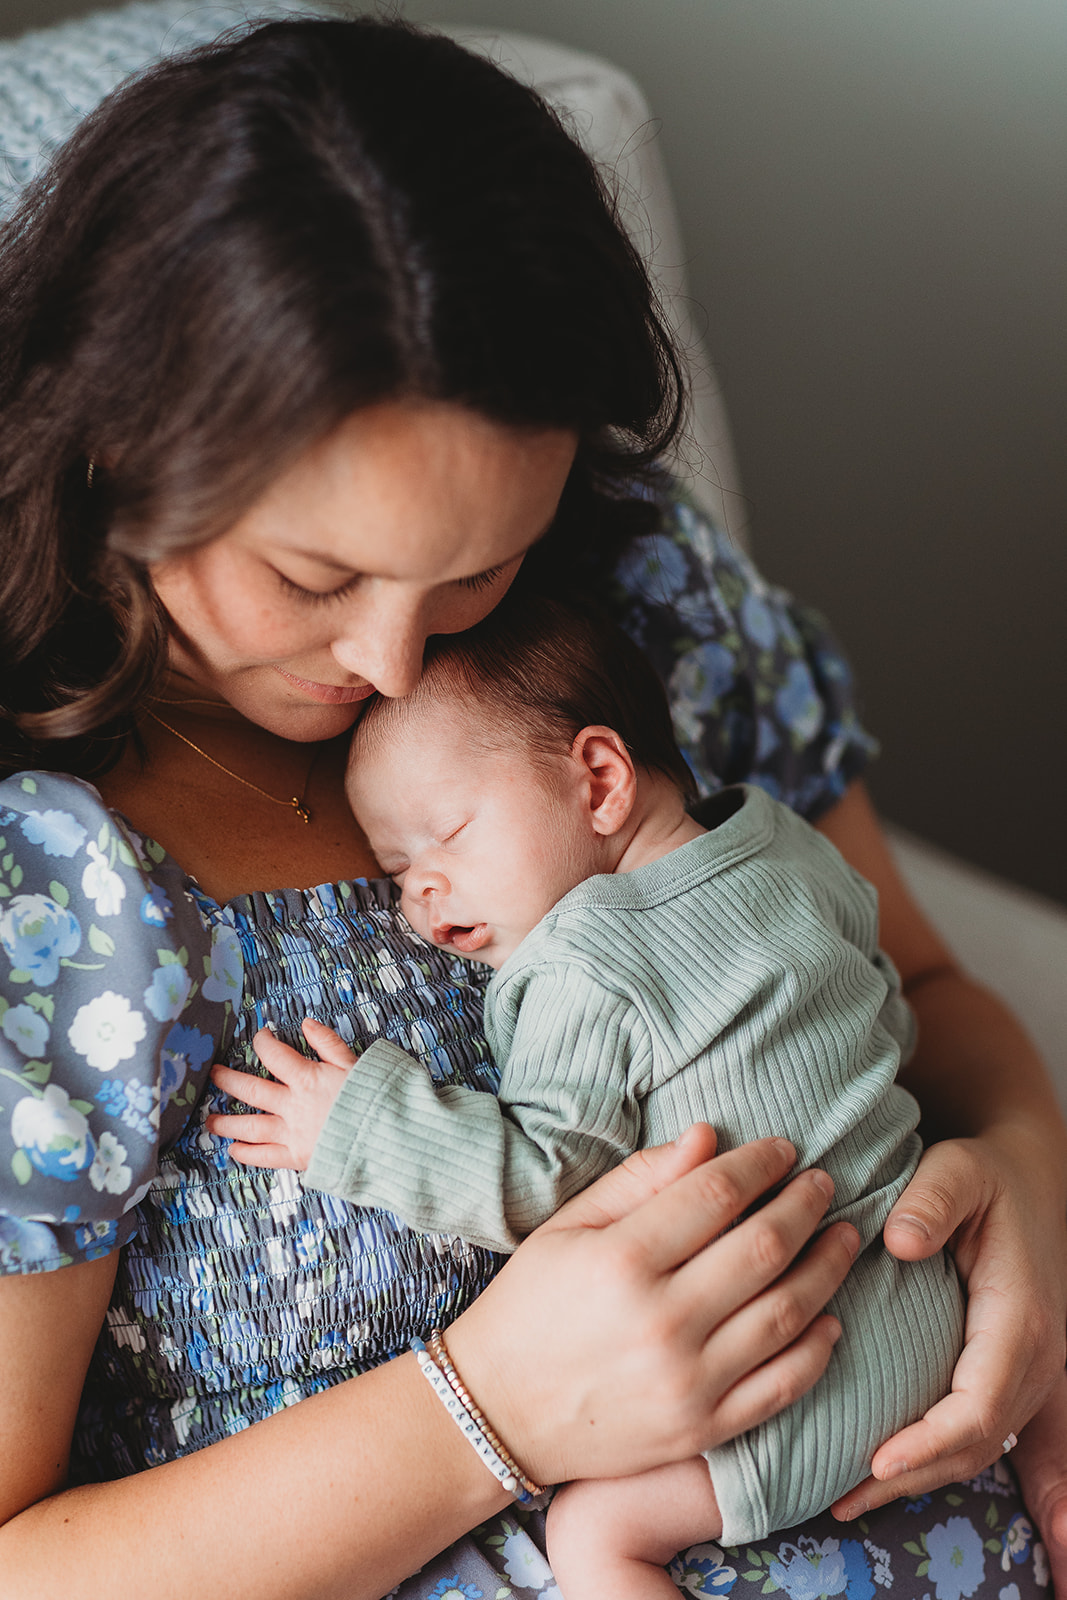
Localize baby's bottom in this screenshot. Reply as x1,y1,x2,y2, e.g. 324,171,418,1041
547,1457,721,1600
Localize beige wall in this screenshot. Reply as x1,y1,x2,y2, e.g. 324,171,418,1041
5,0,1067,905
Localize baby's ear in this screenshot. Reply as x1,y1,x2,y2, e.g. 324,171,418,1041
571,726,637,836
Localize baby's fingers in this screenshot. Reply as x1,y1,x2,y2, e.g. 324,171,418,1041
207,1109,283,1146
211,1062,286,1113
224,1139,302,1171
300,1017,358,1069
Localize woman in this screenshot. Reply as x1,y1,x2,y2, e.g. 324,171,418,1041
0,19,1063,1599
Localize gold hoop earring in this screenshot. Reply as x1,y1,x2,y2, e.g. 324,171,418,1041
86,458,96,489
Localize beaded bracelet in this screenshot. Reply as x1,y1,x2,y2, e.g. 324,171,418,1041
412,1331,547,1506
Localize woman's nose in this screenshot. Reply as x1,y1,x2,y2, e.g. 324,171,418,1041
330,589,427,698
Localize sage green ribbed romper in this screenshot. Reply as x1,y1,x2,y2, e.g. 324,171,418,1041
306,784,964,1541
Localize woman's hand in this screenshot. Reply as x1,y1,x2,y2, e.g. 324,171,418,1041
447,1124,859,1489
817,782,1067,1518
832,1126,1067,1514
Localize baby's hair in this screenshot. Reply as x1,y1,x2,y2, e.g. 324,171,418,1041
353,593,698,803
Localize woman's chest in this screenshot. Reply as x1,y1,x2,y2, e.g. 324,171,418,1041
75,885,504,1476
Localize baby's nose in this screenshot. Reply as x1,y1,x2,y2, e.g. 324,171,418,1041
412,868,449,899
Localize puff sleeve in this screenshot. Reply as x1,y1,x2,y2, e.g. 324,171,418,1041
0,771,241,1275
610,492,878,821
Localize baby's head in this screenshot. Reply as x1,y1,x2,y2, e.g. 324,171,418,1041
347,595,696,968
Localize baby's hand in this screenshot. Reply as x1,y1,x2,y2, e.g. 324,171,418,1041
207,1018,356,1170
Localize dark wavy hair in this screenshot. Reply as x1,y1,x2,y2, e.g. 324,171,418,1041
355,591,698,804
0,16,684,775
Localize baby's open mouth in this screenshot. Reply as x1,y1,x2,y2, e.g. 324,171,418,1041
433,922,491,954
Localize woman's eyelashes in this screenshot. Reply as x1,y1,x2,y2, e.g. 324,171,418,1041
273,568,363,605
273,562,511,604
457,562,509,593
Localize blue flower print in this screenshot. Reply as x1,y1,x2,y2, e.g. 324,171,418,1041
73,1218,120,1260
202,923,242,1006
1001,1517,1034,1572
140,885,174,926
670,1541,738,1596
0,1212,63,1270
669,642,738,748
926,1517,986,1600
427,1580,482,1600
741,590,779,650
0,893,81,983
775,660,825,746
11,1083,95,1181
144,960,192,1022
1,1001,50,1057
614,531,690,605
756,717,781,763
770,1536,855,1600
18,807,88,858
838,1541,876,1600
160,1021,213,1103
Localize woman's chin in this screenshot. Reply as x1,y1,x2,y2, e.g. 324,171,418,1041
231,686,365,743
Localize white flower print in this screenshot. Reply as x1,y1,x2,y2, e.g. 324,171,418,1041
1,1002,50,1057
864,1539,894,1588
1033,1545,1050,1588
500,1529,554,1589
11,1082,93,1180
67,990,147,1071
171,1395,200,1448
89,1130,133,1194
81,840,127,916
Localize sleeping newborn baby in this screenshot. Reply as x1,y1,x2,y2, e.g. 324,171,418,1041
208,594,964,1598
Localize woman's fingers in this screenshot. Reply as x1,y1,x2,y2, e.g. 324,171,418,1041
672,1167,840,1326
542,1123,719,1233
871,1138,1066,1491
710,1313,843,1446
608,1136,800,1274
692,1219,860,1432
882,1138,983,1261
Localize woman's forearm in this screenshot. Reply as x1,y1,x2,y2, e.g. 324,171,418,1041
899,963,1067,1158
816,778,1067,1159
1,1352,509,1600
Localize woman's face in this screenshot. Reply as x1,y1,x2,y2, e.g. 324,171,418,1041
150,401,578,741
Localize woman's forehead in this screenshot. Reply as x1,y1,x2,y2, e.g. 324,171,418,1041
227,400,577,580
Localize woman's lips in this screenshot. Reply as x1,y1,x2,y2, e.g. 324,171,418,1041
274,669,377,705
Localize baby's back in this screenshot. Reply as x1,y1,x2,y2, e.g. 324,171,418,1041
499,785,964,1541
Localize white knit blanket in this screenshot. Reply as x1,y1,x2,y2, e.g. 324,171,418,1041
0,0,343,217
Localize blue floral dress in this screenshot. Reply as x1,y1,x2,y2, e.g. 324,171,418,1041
0,499,1046,1599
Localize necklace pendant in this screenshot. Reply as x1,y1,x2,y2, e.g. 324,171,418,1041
291,799,312,825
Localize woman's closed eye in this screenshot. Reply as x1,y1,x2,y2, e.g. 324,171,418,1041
456,562,509,593
273,568,363,605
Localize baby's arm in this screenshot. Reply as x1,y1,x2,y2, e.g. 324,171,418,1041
208,1020,355,1169
212,964,647,1252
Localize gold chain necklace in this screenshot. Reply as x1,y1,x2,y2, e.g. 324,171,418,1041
145,709,316,824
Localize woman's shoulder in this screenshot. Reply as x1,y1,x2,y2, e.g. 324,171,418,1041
0,770,240,1277
608,485,878,822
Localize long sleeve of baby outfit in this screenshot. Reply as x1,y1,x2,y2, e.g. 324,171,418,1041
304,962,652,1252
